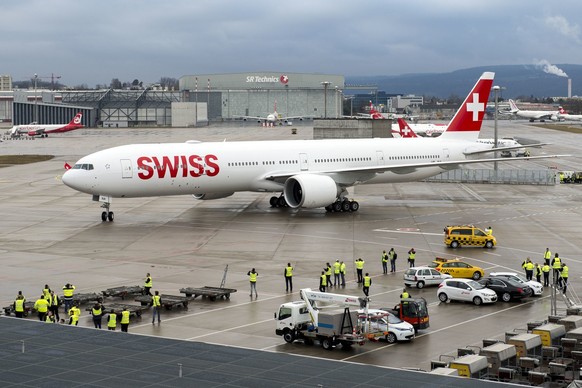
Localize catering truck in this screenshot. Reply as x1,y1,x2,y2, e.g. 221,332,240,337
274,288,367,350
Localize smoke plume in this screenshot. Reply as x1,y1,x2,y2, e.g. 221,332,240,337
535,59,568,77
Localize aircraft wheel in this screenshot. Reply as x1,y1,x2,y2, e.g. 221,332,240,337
277,197,286,207
341,201,351,212
350,201,359,212
101,212,107,222
332,202,342,212
108,212,114,222
269,196,278,207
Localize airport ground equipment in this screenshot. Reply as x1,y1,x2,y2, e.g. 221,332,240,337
102,285,144,300
274,288,366,350
448,354,489,378
179,286,237,301
508,333,542,359
134,294,191,310
532,323,567,346
385,297,429,332
65,292,103,305
3,301,34,317
480,342,517,375
86,302,148,319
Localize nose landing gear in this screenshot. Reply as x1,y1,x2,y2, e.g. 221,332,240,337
100,201,114,222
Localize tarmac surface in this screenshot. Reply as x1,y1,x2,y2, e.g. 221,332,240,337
1,120,582,385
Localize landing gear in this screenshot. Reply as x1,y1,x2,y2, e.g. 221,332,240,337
325,199,359,213
100,202,114,222
269,195,288,208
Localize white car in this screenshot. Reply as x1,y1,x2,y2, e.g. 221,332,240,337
489,272,543,296
358,309,415,344
437,278,497,305
404,266,452,288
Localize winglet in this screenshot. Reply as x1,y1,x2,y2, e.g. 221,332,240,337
439,72,494,141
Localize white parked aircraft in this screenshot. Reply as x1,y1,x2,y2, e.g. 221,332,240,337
62,72,565,221
391,118,447,138
500,99,559,122
8,112,84,137
557,107,582,121
236,101,308,125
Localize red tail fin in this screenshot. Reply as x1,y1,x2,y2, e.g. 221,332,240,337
64,162,71,170
559,107,567,114
69,112,83,126
439,72,494,140
397,118,418,138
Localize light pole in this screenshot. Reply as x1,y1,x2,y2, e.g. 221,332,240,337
493,85,500,173
34,73,38,124
321,81,330,118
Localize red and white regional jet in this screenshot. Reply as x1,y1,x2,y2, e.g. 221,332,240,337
9,112,84,138
62,72,564,222
391,118,447,137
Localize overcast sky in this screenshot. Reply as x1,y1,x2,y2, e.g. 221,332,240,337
2,0,581,87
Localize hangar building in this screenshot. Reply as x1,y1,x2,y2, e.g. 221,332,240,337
179,72,345,121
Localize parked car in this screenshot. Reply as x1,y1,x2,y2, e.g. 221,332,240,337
428,257,485,280
404,266,452,288
489,272,543,296
437,278,497,305
478,277,533,302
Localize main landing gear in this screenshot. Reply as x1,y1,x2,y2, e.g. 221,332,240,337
268,195,359,212
100,202,114,222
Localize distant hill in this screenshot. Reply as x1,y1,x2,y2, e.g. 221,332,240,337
346,65,582,99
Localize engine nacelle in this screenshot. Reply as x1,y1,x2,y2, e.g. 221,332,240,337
283,174,339,209
192,192,234,200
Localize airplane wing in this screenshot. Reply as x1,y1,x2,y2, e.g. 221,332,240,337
234,115,268,121
464,143,551,156
264,154,568,185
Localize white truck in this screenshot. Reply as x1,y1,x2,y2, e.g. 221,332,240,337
274,288,367,350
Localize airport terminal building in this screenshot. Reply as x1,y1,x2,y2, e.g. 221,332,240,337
179,72,345,121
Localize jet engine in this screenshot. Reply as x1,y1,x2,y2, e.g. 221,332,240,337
192,192,234,200
283,174,339,208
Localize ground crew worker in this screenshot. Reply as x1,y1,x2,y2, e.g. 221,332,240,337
45,311,55,323
247,268,258,298
485,226,493,236
535,263,542,283
561,263,569,294
107,310,117,331
332,260,340,287
400,288,411,300
407,249,416,268
43,284,51,301
542,262,551,287
91,302,104,329
355,258,365,283
389,248,397,273
552,253,562,285
319,271,327,292
120,307,130,332
339,261,346,287
14,295,25,318
325,263,332,287
284,263,293,292
381,250,388,274
34,295,49,322
363,273,372,296
544,248,552,266
49,290,60,322
152,290,162,324
144,273,153,296
524,258,534,281
68,303,81,326
62,283,75,313
16,291,26,303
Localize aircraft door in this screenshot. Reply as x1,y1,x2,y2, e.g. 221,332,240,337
120,159,133,179
376,151,385,165
442,148,450,161
299,153,309,171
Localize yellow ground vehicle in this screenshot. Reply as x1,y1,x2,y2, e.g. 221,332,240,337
444,225,496,249
428,258,484,280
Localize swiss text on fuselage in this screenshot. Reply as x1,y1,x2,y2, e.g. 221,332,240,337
137,154,220,179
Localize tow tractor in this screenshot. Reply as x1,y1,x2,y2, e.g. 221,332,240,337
386,297,429,333
275,288,367,350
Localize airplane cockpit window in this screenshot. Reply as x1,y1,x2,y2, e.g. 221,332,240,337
72,164,94,170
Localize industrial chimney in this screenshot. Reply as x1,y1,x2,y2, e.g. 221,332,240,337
568,78,572,98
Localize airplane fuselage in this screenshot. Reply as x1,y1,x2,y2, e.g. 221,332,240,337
63,137,482,199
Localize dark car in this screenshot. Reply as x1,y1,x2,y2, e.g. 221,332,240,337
477,277,532,302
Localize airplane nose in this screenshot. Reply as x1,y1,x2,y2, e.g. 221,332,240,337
61,170,74,188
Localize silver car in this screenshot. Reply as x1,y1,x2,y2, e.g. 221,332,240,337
404,266,452,289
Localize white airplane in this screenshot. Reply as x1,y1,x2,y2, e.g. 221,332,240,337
396,117,542,157
557,107,582,121
236,101,308,126
500,99,559,122
8,112,84,138
62,72,565,222
391,118,447,137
